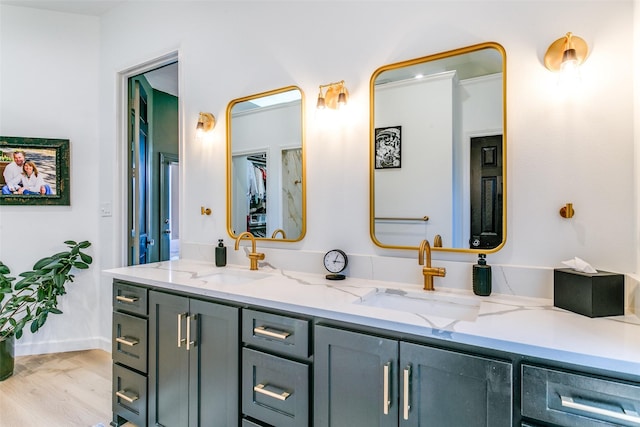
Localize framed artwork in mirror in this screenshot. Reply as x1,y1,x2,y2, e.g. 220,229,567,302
0,136,70,206
375,126,401,169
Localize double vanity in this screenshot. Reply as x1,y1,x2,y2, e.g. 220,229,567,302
107,259,640,427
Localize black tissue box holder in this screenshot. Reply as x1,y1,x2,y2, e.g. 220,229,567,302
553,268,624,318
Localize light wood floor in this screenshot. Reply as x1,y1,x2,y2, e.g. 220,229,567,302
0,349,113,427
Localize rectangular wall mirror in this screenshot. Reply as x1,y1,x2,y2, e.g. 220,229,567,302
227,86,306,241
370,42,506,252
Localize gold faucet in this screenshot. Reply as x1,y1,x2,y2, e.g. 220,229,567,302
418,239,446,291
234,231,265,270
271,229,287,239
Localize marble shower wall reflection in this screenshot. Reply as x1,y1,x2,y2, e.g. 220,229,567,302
282,148,302,238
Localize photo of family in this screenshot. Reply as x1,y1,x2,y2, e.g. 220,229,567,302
0,137,70,206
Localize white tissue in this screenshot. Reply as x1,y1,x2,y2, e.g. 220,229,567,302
561,257,598,273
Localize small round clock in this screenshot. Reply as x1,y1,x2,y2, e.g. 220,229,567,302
323,249,348,280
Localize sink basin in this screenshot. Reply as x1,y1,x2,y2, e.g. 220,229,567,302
354,289,480,321
196,270,270,285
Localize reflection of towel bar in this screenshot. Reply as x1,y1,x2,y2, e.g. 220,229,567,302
375,216,429,221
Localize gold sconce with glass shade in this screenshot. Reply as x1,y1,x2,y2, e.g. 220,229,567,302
196,112,215,138
316,80,349,109
544,32,588,74
369,42,507,253
226,86,306,242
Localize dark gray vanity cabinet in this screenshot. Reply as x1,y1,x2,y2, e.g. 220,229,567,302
241,308,312,427
314,325,513,427
112,281,149,427
521,364,640,426
148,290,240,427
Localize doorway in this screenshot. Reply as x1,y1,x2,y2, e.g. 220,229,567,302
469,134,503,249
124,57,179,266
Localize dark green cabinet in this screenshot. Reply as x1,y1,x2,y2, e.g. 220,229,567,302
314,325,513,427
148,290,239,427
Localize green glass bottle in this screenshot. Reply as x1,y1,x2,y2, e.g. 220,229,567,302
473,254,492,296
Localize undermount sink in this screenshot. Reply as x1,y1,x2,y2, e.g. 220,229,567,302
354,288,480,321
195,270,270,285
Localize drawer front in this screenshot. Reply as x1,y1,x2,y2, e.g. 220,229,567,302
242,308,310,359
112,311,147,373
522,364,640,427
113,363,147,427
113,281,148,316
242,348,309,427
242,418,268,427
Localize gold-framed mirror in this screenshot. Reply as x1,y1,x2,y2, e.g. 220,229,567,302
226,86,306,242
370,42,506,252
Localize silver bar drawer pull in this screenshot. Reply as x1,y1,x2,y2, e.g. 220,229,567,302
116,295,138,304
253,383,291,401
383,362,391,415
560,395,640,424
116,336,139,347
116,389,139,403
403,365,411,420
253,325,291,340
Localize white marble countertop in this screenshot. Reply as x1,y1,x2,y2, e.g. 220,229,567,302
104,259,640,377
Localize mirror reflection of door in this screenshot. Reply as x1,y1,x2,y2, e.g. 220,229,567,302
469,135,503,249
160,153,179,260
127,61,179,265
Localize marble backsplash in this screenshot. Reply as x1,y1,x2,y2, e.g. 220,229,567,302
182,242,638,315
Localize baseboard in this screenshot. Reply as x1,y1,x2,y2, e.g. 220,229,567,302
14,336,112,357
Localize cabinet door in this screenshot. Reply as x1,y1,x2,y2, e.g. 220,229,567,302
315,325,399,427
399,342,512,427
149,291,190,427
188,299,239,427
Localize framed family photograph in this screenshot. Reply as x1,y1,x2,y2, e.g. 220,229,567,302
0,136,70,206
375,126,402,169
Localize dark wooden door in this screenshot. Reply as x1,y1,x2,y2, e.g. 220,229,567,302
470,134,503,249
188,299,239,427
314,325,399,427
399,341,512,426
149,291,190,426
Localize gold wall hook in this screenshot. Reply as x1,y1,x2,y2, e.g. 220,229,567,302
559,203,574,218
201,206,212,216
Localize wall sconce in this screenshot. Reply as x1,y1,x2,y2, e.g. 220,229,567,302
544,32,588,75
316,80,349,110
196,112,215,137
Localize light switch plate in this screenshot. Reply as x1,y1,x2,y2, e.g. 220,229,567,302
100,202,112,217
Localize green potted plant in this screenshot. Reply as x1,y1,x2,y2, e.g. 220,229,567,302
0,240,92,380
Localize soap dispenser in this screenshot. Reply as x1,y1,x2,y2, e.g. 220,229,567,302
215,239,227,267
473,254,492,296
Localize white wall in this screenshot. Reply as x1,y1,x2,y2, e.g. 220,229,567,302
0,6,103,355
1,0,637,355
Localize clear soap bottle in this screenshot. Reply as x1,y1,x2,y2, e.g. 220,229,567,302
473,254,492,296
215,239,227,267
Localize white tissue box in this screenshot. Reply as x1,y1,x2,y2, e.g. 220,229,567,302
553,268,624,318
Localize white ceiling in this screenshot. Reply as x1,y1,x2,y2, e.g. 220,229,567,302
144,62,179,97
0,0,125,16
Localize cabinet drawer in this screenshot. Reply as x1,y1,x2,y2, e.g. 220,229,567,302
242,308,310,359
113,363,147,427
242,348,309,427
113,282,148,316
113,311,147,373
242,418,269,427
522,364,640,426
